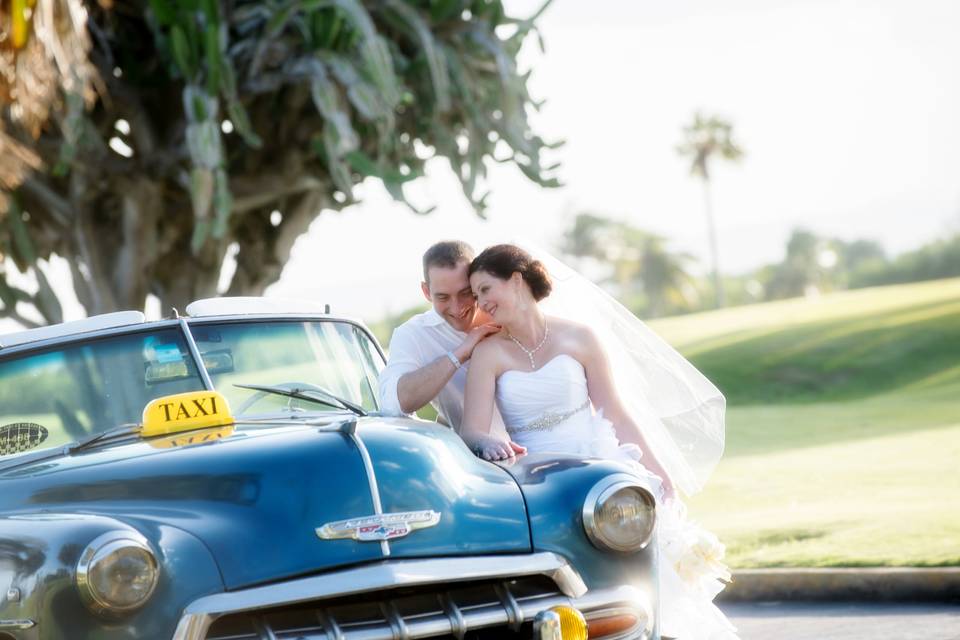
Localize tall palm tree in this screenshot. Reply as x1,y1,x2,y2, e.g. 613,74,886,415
676,112,744,308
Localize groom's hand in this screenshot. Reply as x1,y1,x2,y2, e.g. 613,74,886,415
455,323,500,364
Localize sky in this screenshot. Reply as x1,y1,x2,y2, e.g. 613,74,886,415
5,0,960,330
267,0,960,319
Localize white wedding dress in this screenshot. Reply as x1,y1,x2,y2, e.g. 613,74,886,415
496,353,739,640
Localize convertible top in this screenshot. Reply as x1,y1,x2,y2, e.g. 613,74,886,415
0,297,341,350
0,311,147,349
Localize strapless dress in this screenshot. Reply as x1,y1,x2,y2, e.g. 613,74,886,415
495,354,739,640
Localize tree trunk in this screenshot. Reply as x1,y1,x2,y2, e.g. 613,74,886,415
701,178,724,308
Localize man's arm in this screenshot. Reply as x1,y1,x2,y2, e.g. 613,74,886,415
395,324,500,414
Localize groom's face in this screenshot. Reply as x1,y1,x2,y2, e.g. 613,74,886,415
422,262,478,332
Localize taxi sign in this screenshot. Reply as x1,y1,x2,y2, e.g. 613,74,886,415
142,390,233,437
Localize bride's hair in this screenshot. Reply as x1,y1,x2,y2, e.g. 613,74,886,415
469,244,553,301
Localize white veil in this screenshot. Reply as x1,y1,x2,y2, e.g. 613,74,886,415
526,244,726,497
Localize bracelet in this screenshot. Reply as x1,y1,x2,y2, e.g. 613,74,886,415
446,350,462,370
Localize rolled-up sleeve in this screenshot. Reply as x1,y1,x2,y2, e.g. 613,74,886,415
377,324,423,416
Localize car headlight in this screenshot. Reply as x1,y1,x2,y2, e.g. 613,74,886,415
582,477,657,553
76,531,160,615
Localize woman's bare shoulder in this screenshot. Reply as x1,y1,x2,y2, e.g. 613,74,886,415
546,316,598,344
471,331,512,363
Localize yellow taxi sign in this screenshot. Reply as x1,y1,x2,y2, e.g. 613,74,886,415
142,390,234,437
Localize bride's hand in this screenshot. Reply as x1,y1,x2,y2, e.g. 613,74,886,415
659,474,677,503
472,435,526,461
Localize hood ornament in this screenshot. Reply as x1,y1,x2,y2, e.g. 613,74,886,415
317,510,441,542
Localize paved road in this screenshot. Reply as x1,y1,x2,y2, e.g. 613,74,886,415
720,601,960,640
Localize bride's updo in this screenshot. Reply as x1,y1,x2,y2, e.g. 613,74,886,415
469,244,553,301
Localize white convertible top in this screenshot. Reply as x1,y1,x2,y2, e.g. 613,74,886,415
186,297,331,317
0,298,343,349
0,311,147,348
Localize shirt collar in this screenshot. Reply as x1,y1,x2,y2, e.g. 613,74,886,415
423,308,467,336
423,308,447,327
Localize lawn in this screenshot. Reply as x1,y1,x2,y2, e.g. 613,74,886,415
650,278,960,567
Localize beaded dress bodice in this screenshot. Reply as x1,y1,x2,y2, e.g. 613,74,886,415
495,354,590,436
494,354,633,459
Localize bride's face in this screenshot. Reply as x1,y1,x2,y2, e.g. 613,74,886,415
470,270,524,322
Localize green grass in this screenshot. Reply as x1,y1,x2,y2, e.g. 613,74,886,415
650,278,960,567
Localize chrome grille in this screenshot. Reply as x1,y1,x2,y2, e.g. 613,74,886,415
204,576,565,639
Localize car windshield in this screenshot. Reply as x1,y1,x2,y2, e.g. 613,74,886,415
193,320,383,418
0,328,206,458
0,319,384,462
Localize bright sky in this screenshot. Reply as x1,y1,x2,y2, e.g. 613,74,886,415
5,0,960,331
269,0,960,319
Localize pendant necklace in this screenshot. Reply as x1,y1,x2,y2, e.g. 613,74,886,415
507,320,549,370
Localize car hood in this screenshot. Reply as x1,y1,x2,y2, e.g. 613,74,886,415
0,418,531,589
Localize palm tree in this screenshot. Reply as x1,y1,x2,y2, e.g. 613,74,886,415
560,212,698,317
676,112,744,308
635,232,698,317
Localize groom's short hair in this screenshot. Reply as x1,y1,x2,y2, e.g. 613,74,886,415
422,241,475,283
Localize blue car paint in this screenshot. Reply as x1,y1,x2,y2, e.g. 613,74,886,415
356,418,532,557
0,315,660,639
0,515,223,640
1,424,380,590
0,419,539,593
500,453,660,596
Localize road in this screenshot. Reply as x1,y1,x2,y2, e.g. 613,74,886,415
720,601,960,640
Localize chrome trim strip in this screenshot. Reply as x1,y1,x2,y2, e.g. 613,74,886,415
180,317,214,390
495,583,523,632
382,600,409,640
172,553,588,640
252,618,277,640
348,429,390,556
190,587,648,640
0,619,35,630
438,593,466,640
316,609,344,640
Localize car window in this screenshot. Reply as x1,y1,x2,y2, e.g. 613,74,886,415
0,329,205,458
194,321,384,416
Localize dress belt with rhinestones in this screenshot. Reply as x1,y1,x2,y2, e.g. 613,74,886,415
506,400,590,435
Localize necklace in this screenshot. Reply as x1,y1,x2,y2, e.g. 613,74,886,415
507,320,549,370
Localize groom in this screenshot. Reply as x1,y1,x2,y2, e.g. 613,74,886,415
378,241,508,438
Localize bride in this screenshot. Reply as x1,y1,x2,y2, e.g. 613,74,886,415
460,244,738,640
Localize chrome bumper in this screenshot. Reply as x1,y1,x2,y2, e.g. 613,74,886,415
173,552,653,639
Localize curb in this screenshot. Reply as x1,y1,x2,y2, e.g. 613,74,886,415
719,568,960,602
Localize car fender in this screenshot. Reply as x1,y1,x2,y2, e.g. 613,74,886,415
0,513,223,640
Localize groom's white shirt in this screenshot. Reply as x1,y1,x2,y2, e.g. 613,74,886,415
378,308,506,436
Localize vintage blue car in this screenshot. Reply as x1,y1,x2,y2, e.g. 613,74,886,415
0,300,659,639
